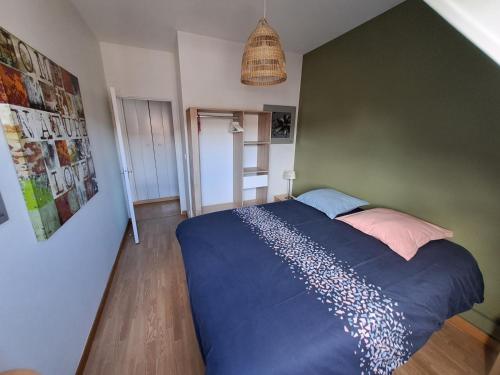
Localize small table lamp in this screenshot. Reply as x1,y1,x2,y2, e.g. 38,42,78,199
283,170,296,199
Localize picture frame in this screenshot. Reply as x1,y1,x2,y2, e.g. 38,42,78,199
0,192,8,225
0,26,98,240
264,105,296,144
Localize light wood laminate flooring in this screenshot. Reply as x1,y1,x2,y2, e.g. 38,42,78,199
83,201,498,375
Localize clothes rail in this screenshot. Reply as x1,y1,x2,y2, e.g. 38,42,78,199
197,114,239,119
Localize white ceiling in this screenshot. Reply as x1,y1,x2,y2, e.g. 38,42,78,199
71,0,404,54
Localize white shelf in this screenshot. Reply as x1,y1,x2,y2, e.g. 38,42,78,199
243,167,269,175
244,141,270,145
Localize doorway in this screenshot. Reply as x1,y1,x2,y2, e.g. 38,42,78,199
109,88,182,244
118,99,179,203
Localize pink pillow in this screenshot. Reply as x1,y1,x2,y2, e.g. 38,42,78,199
336,208,453,260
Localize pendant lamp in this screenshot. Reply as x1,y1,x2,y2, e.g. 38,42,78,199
241,1,287,86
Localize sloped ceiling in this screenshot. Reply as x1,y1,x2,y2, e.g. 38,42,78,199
424,0,500,65
71,0,404,54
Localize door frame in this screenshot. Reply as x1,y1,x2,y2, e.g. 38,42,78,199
117,94,186,214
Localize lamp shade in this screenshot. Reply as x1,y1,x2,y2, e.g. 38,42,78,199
283,170,296,180
241,18,287,86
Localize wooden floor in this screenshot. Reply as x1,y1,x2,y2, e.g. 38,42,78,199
83,201,498,375
83,201,204,375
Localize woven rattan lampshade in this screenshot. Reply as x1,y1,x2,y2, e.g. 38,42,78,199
241,18,287,86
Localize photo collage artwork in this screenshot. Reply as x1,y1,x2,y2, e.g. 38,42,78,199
0,27,98,240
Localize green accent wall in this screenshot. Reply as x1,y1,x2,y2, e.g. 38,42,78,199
294,0,500,338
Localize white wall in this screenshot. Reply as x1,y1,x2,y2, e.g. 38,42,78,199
99,42,187,210
177,31,303,206
424,0,500,65
0,1,128,374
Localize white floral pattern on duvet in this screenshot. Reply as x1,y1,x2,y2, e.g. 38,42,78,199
234,206,413,375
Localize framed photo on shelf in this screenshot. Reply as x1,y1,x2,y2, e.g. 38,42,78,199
264,105,296,144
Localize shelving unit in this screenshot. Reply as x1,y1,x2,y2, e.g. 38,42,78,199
186,107,271,216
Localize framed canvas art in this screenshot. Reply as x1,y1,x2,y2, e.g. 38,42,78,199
264,104,296,144
0,191,8,225
0,27,98,240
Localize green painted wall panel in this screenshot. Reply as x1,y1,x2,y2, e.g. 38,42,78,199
294,0,499,337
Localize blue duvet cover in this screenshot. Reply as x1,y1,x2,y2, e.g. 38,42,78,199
176,200,484,375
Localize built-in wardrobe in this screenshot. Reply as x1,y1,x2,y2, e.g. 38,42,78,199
117,99,179,203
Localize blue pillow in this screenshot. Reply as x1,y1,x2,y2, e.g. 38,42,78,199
296,188,369,219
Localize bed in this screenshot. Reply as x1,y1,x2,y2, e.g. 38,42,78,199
176,200,484,375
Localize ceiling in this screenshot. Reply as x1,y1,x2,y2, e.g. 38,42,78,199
71,0,404,54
